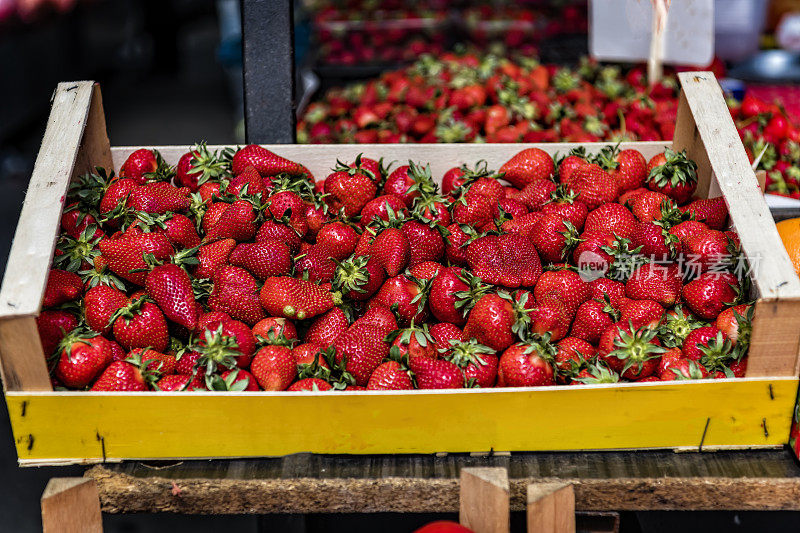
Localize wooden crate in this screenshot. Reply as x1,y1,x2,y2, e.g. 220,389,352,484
2,73,800,465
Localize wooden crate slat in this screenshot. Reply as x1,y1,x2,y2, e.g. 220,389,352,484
0,82,98,319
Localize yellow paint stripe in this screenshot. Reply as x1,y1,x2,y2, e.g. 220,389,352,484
5,378,798,463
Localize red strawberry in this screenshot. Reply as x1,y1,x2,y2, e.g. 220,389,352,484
250,345,296,391
499,148,555,188
452,191,496,227
204,199,258,242
55,333,112,388
464,293,531,352
631,222,680,259
209,265,266,325
370,228,410,277
625,262,682,307
619,299,663,328
333,323,389,386
119,148,158,184
83,285,128,335
288,378,333,391
383,162,437,206
408,356,464,389
317,222,360,259
669,220,709,246
260,277,335,320
231,144,313,180
626,190,675,223
570,299,615,344
253,317,298,341
190,321,256,373
91,357,152,391
360,195,408,225
295,243,338,283
596,146,647,192
415,195,453,226
530,212,580,263
497,339,557,387
161,213,201,249
369,275,428,326
229,240,292,280
447,338,498,388
156,373,205,391
588,277,627,307
98,232,173,286
430,322,465,349
110,296,170,352
256,219,302,253
660,358,710,381
175,143,230,191
267,190,308,235
324,168,378,218
512,179,557,211
466,234,542,288
206,368,259,391
714,304,752,347
646,149,698,204
430,268,474,325
444,223,475,266
682,272,739,320
584,203,638,239
332,255,385,301
682,230,731,272
367,360,414,390
554,337,596,380
567,163,619,210
194,238,236,279
557,153,588,185
100,178,137,218
681,197,728,230
386,324,437,359
442,166,467,195
682,325,730,363
42,269,83,307
530,298,573,341
598,322,665,380
128,182,191,214
130,348,177,375
37,309,79,355
227,165,267,197
145,263,199,330
352,306,398,336
402,220,445,266
409,261,443,280
534,269,591,315
540,189,588,230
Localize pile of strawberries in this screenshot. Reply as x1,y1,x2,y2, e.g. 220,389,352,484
298,53,684,144
38,141,751,392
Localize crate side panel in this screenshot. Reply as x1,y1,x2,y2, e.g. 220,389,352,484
6,379,796,462
748,299,800,377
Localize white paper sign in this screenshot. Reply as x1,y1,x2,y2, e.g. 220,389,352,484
589,0,714,66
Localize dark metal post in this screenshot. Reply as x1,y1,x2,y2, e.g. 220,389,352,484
242,0,297,144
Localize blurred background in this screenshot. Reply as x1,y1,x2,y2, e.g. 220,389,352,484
3,0,800,530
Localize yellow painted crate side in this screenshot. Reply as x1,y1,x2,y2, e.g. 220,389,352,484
6,378,797,464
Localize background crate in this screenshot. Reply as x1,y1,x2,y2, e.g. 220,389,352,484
1,73,799,465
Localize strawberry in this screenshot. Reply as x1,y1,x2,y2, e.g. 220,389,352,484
444,223,475,266
119,148,158,184
257,220,302,253
540,188,588,230
156,373,205,391
202,265,260,323
625,262,682,307
512,179,557,211
497,197,528,219
409,261,444,280
464,292,532,352
659,359,709,381
386,323,437,359
228,166,267,198
369,275,428,326
367,360,414,390
194,238,236,279
99,178,137,220
145,264,198,330
175,143,230,191
130,348,177,375
370,227,410,277
567,163,619,210
267,189,308,236
99,232,173,286
110,296,170,352
534,269,591,315
497,338,557,387
260,277,335,320
42,269,83,307
360,195,408,225
430,268,474,325
499,148,555,188
570,299,615,344
253,317,298,342
250,345,296,391
352,306,398,336
84,285,129,337
626,190,676,223
530,212,581,263
631,222,680,259
557,152,588,185
383,162,437,206
316,222,360,259
681,197,728,230
599,322,665,380
91,355,153,391
682,326,725,361
55,332,112,388
466,233,542,288
402,220,445,266
332,254,385,301
37,309,79,355
430,322,465,349
288,378,333,391
408,355,464,389
554,337,595,381
646,149,698,205
682,272,739,320
682,230,732,272
128,182,191,214
204,199,259,242
714,304,752,347
619,299,663,328
452,191,496,227
190,321,256,373
231,144,313,180
658,306,704,348
229,240,292,280
669,220,709,247
208,368,259,391
323,167,378,218
160,213,201,249
333,323,390,386
295,243,338,283
447,338,498,388
530,298,573,341
572,360,621,385
595,145,647,192
584,203,638,239
588,277,627,307
442,166,467,195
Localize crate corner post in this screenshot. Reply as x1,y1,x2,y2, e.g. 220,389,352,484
527,482,576,533
41,477,103,533
459,467,510,533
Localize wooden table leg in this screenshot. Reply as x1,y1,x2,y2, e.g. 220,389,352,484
41,478,103,533
459,467,510,533
527,482,576,533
